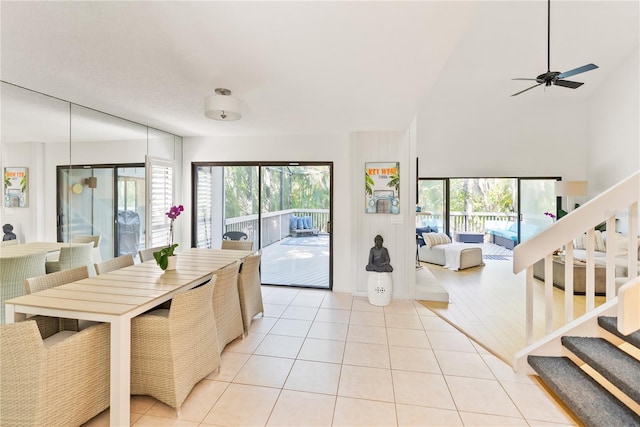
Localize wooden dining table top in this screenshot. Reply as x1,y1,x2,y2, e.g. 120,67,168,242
0,241,85,258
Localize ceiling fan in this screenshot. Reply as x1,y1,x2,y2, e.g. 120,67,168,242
511,0,598,97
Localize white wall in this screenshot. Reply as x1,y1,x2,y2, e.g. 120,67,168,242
416,95,588,180
182,134,354,293
587,46,640,195
350,131,416,299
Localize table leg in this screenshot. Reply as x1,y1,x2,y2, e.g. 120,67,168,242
110,318,131,427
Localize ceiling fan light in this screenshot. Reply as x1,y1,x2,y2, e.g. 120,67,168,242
204,88,242,121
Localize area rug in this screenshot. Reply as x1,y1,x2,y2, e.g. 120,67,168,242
484,255,510,260
281,236,329,247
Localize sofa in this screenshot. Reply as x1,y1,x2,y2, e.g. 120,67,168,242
290,215,318,237
572,231,640,279
486,222,541,249
418,232,484,271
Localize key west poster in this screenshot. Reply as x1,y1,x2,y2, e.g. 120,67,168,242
4,167,28,208
365,162,399,214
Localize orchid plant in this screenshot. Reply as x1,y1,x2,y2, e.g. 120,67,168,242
153,204,184,270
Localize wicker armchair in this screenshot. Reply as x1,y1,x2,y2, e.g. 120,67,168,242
45,242,95,275
131,280,220,412
24,266,90,335
212,261,244,351
237,250,264,333
94,254,135,275
0,320,110,426
71,234,102,263
0,251,46,324
138,245,168,263
221,240,253,251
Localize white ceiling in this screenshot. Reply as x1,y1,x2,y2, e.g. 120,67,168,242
1,1,638,138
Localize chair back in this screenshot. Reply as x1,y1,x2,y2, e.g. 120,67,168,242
25,266,89,294
139,245,168,263
221,240,253,251
1,251,47,323
72,235,102,262
211,261,243,350
237,250,263,333
222,231,248,241
95,254,135,275
46,243,95,275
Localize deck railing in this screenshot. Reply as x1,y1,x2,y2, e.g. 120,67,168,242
224,209,330,248
416,212,519,234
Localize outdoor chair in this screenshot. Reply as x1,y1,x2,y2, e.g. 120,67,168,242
237,250,264,333
71,234,103,263
131,280,220,413
0,251,46,324
0,320,110,427
211,261,244,351
222,231,248,241
139,245,168,263
221,240,253,251
24,266,90,334
45,242,95,276
95,254,135,275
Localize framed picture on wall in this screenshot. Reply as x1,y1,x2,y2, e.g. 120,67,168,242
365,162,399,214
4,167,28,207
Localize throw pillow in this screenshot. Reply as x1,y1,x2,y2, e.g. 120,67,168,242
297,218,305,229
422,232,451,248
304,216,312,229
290,216,298,230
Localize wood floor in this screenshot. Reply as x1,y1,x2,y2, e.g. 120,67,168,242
419,257,606,366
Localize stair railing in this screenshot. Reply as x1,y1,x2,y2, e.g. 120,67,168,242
513,171,639,346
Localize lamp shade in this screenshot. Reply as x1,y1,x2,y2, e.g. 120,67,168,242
204,88,241,121
555,180,587,196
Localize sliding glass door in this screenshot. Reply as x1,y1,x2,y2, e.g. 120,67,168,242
193,162,332,289
417,176,558,250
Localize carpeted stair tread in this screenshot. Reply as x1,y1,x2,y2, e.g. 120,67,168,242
528,356,640,427
598,316,640,348
562,336,640,403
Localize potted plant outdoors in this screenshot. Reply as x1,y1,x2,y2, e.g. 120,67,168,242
154,204,184,271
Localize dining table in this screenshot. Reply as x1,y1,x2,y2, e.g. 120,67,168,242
0,241,84,258
4,247,254,427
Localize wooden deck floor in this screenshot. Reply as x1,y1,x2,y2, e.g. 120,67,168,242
261,235,330,288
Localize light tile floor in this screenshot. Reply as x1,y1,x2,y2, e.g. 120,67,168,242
85,286,577,426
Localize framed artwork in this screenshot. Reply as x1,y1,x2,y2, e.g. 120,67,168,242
365,162,399,214
4,167,28,207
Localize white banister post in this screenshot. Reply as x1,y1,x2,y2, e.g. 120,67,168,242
628,202,638,280
544,254,554,334
606,216,617,299
526,266,534,345
586,228,596,310
564,242,574,323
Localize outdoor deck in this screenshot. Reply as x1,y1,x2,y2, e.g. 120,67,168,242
260,234,512,288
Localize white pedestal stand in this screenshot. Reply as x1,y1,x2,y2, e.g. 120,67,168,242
367,272,393,306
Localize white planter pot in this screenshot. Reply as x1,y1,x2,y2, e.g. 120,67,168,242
165,256,177,271
367,272,393,306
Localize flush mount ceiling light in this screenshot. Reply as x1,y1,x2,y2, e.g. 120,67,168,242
204,88,241,121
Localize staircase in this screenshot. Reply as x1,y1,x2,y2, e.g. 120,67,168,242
528,315,640,426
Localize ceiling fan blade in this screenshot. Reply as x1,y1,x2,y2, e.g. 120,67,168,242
511,83,543,97
557,63,598,79
512,78,538,81
554,80,583,89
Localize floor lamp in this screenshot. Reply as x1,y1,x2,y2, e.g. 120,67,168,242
555,180,587,213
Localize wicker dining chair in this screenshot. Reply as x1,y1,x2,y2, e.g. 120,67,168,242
221,240,253,251
71,234,103,263
131,280,220,413
0,251,46,324
212,261,244,351
0,320,110,427
237,250,264,334
0,239,20,246
138,245,168,263
24,266,90,335
94,254,135,275
45,242,95,275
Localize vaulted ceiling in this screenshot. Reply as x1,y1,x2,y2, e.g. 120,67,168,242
2,1,638,138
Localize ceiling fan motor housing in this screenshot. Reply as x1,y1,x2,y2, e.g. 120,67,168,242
536,71,561,85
